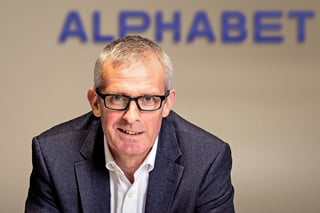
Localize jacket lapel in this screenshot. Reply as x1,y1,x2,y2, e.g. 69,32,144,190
145,117,184,213
75,124,110,213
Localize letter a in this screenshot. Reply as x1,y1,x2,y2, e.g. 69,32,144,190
187,11,215,43
59,11,88,42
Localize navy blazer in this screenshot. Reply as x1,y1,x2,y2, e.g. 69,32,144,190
25,111,235,213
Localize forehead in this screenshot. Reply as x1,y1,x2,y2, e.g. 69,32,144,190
101,56,166,94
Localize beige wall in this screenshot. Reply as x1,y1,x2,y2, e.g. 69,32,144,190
1,0,319,212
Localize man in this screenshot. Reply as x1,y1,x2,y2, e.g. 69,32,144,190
25,35,235,213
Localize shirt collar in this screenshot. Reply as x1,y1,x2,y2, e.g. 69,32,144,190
104,136,158,173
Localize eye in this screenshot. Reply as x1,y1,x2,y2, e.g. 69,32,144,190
113,95,123,101
107,95,126,104
143,96,154,103
140,96,159,106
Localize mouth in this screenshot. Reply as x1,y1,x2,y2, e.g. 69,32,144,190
118,128,142,135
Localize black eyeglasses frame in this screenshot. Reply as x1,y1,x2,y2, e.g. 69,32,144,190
95,88,170,111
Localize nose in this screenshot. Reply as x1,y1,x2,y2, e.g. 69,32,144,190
122,100,140,123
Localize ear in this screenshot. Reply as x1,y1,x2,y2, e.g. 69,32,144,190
87,87,102,117
162,89,176,118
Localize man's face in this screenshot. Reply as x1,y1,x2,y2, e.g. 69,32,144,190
89,56,175,161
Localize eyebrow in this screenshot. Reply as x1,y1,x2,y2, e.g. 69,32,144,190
104,90,164,96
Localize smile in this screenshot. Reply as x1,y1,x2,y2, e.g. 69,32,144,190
118,128,142,135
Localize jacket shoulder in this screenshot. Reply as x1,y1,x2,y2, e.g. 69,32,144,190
165,111,230,160
166,111,225,144
37,112,99,139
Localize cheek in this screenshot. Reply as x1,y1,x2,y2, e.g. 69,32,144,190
100,112,117,133
146,113,163,134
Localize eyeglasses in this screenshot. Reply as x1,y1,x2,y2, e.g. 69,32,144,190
95,88,170,111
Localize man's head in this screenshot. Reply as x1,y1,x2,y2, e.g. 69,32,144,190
87,35,176,161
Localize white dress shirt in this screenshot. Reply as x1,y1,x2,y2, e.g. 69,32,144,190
104,136,158,213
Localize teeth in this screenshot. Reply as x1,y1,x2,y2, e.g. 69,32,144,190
123,129,138,135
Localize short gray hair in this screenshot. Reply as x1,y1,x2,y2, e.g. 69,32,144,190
93,35,174,90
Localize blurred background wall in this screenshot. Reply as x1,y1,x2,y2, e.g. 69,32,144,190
1,0,319,212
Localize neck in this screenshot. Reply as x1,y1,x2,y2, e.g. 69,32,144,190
113,153,147,183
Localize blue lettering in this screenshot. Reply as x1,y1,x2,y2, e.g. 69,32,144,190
58,9,317,44
93,11,115,42
289,10,315,43
222,11,247,42
254,11,283,43
155,11,181,42
59,11,87,42
187,11,215,43
119,11,150,38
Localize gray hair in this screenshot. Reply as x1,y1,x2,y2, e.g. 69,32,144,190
93,35,174,90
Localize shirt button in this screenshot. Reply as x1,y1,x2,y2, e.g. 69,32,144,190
127,192,133,198
145,164,153,171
